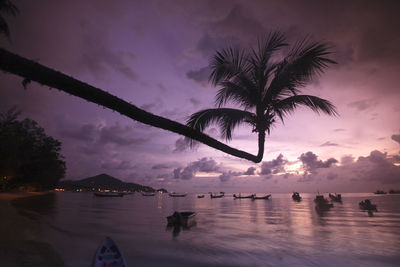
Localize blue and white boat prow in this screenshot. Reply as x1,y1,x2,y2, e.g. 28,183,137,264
93,237,128,267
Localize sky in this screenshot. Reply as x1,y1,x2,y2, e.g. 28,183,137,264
1,0,399,193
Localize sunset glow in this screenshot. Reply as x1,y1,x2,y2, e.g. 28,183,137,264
1,0,399,193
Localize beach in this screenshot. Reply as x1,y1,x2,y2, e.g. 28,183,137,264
0,192,65,267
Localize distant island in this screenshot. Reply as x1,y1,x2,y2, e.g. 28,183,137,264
57,173,158,192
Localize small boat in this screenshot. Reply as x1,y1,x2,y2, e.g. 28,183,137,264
314,195,333,210
169,192,187,197
233,193,255,199
167,211,196,227
197,195,205,198
292,192,302,201
389,189,400,194
374,190,387,195
93,237,128,267
141,192,156,196
329,193,342,202
94,192,124,197
359,199,377,211
251,194,271,200
210,192,224,198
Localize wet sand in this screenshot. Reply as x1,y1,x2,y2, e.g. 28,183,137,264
0,192,65,267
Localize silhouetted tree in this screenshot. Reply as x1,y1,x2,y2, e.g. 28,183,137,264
0,2,337,163
0,48,260,162
0,0,18,39
0,107,66,190
187,32,338,162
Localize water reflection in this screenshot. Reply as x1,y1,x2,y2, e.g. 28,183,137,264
12,192,57,218
23,192,400,266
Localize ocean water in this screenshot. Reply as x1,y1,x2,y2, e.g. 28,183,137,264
13,192,400,266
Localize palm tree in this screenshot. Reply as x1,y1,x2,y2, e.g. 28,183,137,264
0,32,337,163
187,32,338,162
0,0,18,39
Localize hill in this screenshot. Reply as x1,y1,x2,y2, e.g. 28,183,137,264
58,173,154,192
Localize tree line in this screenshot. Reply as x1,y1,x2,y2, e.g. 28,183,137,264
0,107,66,191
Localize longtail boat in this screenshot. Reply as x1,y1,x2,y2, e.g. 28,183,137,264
233,193,255,199
167,211,196,227
252,194,271,200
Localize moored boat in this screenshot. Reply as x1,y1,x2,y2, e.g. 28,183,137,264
92,237,128,267
359,199,377,211
233,193,254,199
314,195,333,210
94,192,124,197
141,192,156,196
329,193,342,202
169,192,187,197
210,192,224,198
167,211,196,227
292,192,302,201
251,194,271,200
374,190,387,194
197,195,205,198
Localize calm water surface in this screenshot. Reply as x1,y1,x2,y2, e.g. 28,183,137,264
15,192,400,266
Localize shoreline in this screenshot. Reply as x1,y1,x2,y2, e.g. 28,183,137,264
0,191,49,201
0,192,65,267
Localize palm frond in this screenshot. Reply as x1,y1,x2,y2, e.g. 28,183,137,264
215,77,257,109
186,108,255,140
0,0,18,39
273,95,338,122
209,47,248,86
253,31,287,66
265,39,336,104
248,32,288,96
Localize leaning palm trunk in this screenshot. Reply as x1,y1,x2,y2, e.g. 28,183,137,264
0,48,264,162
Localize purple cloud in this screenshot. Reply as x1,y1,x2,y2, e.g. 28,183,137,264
353,150,400,184
340,155,355,165
299,152,338,174
320,141,339,147
327,172,338,180
79,20,138,81
61,123,97,142
98,123,149,146
219,172,232,182
186,66,211,84
244,167,256,175
348,99,378,111
260,154,288,175
152,164,171,170
173,157,219,180
60,122,148,147
173,137,198,152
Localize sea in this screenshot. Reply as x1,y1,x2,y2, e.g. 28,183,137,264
12,192,400,267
